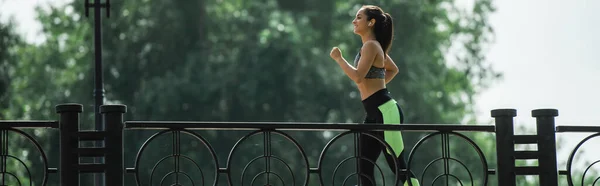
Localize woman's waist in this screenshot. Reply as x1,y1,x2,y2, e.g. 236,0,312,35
357,81,387,100
361,88,393,110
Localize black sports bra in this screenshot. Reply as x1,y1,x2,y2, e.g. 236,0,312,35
353,52,385,79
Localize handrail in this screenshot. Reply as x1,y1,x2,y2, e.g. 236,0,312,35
124,121,496,132
0,120,59,128
556,125,600,133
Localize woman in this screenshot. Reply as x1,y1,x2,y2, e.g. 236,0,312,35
329,5,419,186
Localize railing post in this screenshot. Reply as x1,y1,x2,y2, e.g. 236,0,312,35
492,109,517,186
102,104,127,186
57,103,83,186
532,109,559,186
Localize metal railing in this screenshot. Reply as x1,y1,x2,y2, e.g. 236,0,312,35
556,126,600,186
0,120,58,186
0,103,598,186
123,121,495,186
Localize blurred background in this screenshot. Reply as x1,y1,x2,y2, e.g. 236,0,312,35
0,0,598,185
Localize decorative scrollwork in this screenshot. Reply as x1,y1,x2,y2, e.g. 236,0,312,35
566,132,600,186
132,129,219,186
225,130,310,186
0,129,50,186
407,131,489,186
150,155,204,185
241,155,296,186
333,156,381,186
582,160,600,186
317,131,401,186
431,174,465,186
250,171,285,186
159,170,195,186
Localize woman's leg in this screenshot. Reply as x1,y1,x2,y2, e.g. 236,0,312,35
378,101,420,186
358,118,383,186
382,149,420,185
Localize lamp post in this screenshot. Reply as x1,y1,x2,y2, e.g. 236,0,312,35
85,0,110,185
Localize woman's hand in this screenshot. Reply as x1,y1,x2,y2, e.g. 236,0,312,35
330,47,342,61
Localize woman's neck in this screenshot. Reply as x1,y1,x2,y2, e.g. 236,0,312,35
361,32,376,43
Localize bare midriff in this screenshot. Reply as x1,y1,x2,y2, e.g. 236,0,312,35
357,78,386,100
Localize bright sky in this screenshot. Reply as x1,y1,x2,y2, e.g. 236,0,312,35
475,0,600,126
1,0,598,174
1,0,55,44
471,0,600,169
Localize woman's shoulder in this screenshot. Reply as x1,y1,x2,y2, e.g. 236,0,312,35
361,40,383,50
362,40,380,46
360,40,384,55
361,40,381,50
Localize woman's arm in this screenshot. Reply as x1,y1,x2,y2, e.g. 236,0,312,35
330,41,379,84
383,54,399,84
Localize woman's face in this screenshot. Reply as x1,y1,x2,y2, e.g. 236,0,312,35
352,8,370,35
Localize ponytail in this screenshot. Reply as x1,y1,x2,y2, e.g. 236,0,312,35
381,13,394,55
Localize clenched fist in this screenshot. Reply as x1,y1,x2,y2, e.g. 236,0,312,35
330,47,342,61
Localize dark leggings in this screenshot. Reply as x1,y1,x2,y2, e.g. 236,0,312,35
359,89,418,186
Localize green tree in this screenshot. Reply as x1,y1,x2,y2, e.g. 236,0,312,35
0,17,20,119
1,0,498,185
0,15,34,186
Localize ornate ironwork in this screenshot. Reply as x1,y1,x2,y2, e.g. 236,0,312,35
317,131,399,186
124,121,495,186
4,106,600,186
0,121,58,186
406,131,489,186
130,129,219,186
225,129,309,186
567,133,600,186
556,126,600,186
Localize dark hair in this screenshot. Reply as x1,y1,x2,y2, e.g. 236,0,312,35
362,5,394,56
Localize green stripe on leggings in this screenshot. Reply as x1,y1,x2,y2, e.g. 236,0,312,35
377,99,404,158
404,178,420,186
